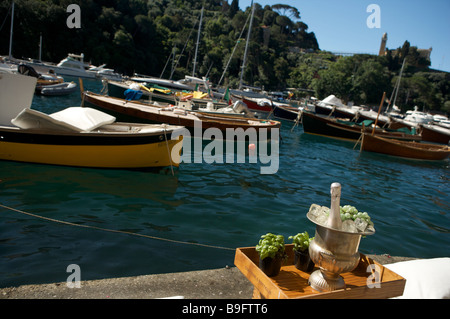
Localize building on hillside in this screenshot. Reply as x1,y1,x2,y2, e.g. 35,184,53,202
379,33,432,66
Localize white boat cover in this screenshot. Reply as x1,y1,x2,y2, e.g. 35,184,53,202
318,95,347,108
11,107,116,132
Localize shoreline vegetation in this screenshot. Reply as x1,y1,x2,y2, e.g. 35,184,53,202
1,0,448,113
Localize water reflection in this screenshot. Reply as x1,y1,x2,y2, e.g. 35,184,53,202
0,161,179,204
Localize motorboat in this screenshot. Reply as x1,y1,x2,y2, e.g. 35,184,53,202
26,53,97,79
88,64,123,81
0,56,17,73
36,81,77,96
388,107,434,131
17,64,65,91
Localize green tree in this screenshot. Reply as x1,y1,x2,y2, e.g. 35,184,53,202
312,56,354,102
353,59,390,104
229,0,239,18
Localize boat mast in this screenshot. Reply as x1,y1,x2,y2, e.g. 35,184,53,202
192,5,204,77
392,58,406,109
8,1,14,59
38,33,42,61
387,58,406,113
239,0,255,90
218,10,251,87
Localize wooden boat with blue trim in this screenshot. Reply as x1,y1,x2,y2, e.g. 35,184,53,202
360,133,450,161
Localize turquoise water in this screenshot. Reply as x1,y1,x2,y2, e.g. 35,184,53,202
1,79,449,288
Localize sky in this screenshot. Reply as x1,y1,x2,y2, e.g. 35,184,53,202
238,0,450,72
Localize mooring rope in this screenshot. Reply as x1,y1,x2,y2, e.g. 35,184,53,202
0,203,235,251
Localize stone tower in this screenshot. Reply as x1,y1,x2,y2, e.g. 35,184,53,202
379,33,387,56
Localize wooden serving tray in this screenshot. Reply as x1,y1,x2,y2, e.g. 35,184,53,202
235,245,406,299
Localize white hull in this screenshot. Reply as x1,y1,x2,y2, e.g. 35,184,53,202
30,63,97,79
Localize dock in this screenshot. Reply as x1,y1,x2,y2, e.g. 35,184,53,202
0,254,415,299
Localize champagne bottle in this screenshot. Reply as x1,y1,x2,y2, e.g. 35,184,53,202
327,182,343,230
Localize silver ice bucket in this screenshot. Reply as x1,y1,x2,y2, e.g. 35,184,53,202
307,183,375,292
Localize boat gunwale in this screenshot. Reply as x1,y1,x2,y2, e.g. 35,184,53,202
0,123,183,146
364,133,450,153
84,91,281,129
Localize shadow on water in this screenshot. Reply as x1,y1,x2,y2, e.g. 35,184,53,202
0,161,180,203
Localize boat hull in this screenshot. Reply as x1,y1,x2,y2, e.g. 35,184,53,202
302,111,420,142
37,82,77,96
238,96,272,113
272,104,301,122
361,133,450,161
28,63,97,79
420,124,450,145
82,92,281,139
0,126,183,169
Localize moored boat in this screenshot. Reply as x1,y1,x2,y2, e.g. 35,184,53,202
419,124,450,145
36,81,77,96
107,79,229,110
17,63,64,89
271,103,303,122
26,53,97,79
0,73,185,169
356,109,390,128
301,111,420,142
314,95,361,121
233,95,273,114
81,90,281,139
1,107,184,169
360,133,450,161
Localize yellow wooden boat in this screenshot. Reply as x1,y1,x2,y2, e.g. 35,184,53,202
0,72,184,169
0,107,184,169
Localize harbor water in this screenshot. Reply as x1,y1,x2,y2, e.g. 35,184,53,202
1,79,449,288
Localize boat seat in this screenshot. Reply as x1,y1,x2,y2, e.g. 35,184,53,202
11,107,116,132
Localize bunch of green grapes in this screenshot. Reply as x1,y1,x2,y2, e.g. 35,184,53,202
340,205,373,225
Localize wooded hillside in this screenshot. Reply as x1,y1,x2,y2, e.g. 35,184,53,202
1,0,448,113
